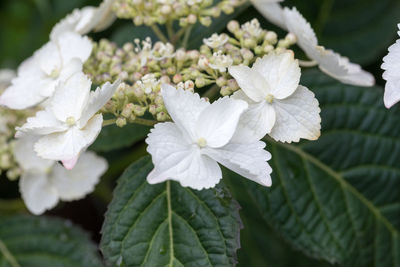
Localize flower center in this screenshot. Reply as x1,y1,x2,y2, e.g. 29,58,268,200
265,94,274,103
197,137,207,148
66,116,76,126
49,67,60,78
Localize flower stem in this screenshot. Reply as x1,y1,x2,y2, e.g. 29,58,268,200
182,26,193,49
151,25,169,43
102,119,116,127
299,60,318,67
133,118,157,127
166,20,174,41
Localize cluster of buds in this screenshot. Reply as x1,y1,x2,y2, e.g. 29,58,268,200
112,0,246,27
0,108,33,180
102,75,196,126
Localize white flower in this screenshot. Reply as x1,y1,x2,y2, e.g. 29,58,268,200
203,33,229,49
282,7,374,87
241,19,265,39
16,72,120,169
0,32,92,110
146,84,272,190
249,1,287,30
13,135,107,215
209,51,234,72
229,51,321,143
50,0,116,40
381,24,400,108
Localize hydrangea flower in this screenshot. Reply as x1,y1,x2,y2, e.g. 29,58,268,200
0,32,92,110
203,33,229,49
381,24,400,108
16,72,120,169
50,0,115,40
13,135,107,215
229,51,321,143
146,84,272,190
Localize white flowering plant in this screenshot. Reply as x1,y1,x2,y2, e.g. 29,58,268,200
0,0,399,266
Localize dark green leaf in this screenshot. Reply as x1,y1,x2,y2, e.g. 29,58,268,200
0,215,102,267
226,70,400,266
100,156,242,267
91,124,150,152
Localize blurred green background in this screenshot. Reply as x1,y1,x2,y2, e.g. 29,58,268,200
1,0,399,266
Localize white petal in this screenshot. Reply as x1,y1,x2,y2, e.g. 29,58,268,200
19,173,59,215
231,101,276,142
196,97,248,148
36,42,62,76
231,89,256,104
16,109,67,137
51,151,107,201
270,85,321,143
252,52,301,99
57,32,92,64
161,84,209,141
251,0,287,30
382,30,400,108
0,69,16,88
283,7,374,87
50,72,91,122
93,0,116,32
0,57,50,109
229,65,269,102
203,141,272,187
34,114,103,163
79,79,120,127
50,7,97,40
13,135,54,172
313,48,375,87
146,122,222,190
283,7,318,52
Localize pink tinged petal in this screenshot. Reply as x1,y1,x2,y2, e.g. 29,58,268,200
57,32,93,63
231,101,276,143
50,72,91,122
270,85,321,143
34,114,103,162
19,173,59,215
79,79,120,127
61,157,79,170
229,65,269,102
251,1,287,30
203,141,272,187
252,52,301,99
13,135,54,172
382,37,400,108
161,84,209,141
195,97,248,148
52,151,107,201
16,109,67,137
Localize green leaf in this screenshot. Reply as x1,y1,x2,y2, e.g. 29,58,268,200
285,0,400,64
226,70,400,266
91,124,150,152
100,156,242,267
0,215,102,267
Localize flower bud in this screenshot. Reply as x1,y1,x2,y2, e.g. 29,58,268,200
116,117,127,127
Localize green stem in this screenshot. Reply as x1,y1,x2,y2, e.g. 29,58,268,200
133,118,157,127
151,25,169,43
0,239,20,267
182,26,193,49
298,60,318,67
102,119,116,127
172,27,187,44
166,20,174,41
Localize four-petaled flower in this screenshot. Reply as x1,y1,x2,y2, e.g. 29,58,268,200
16,72,120,169
14,135,107,215
229,51,321,143
146,84,272,190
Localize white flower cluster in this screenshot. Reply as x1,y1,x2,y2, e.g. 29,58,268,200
251,0,375,87
0,0,118,214
146,50,321,190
